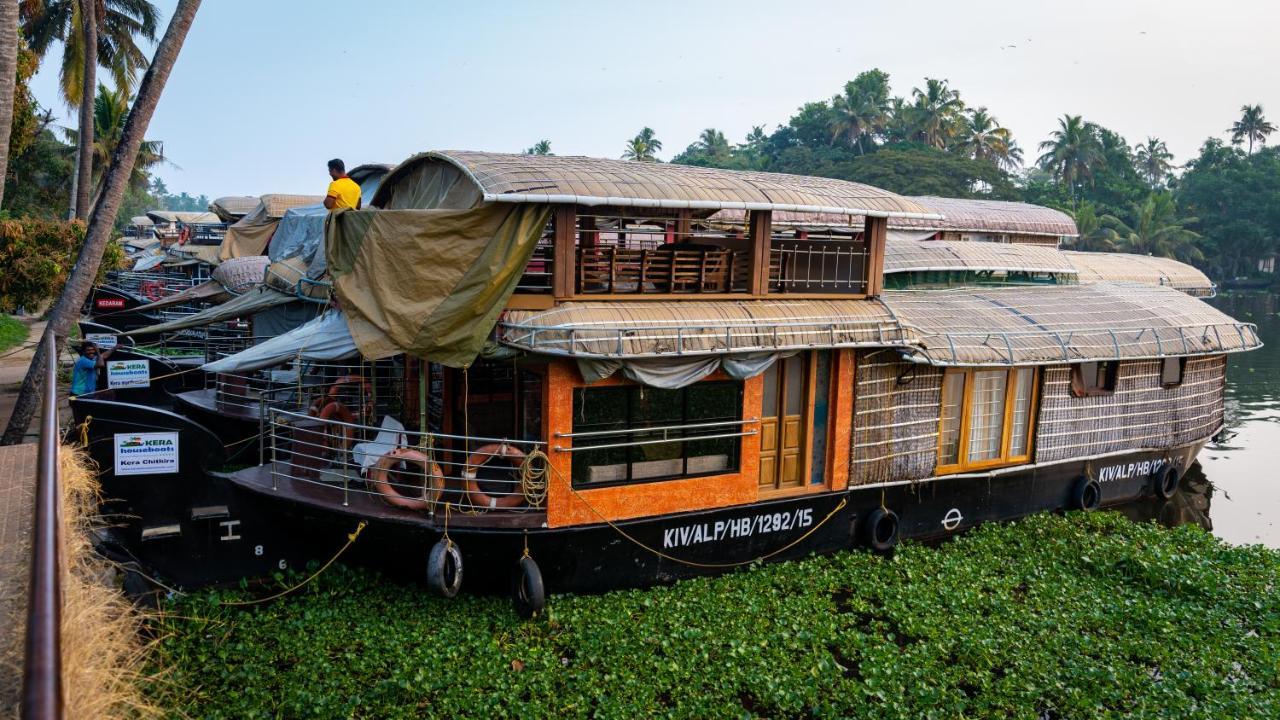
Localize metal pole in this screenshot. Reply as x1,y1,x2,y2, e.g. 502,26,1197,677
22,330,64,719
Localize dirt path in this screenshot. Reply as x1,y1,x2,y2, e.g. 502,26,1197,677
0,319,71,445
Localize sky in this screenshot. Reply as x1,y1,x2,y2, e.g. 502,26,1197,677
25,0,1280,200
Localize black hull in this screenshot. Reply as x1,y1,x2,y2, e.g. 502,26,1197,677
217,443,1203,594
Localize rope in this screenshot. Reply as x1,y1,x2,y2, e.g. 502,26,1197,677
519,449,550,508
546,457,849,569
222,521,367,607
78,415,93,446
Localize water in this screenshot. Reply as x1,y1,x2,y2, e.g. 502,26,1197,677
1182,291,1280,547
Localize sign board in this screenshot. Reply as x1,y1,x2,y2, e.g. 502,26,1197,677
106,359,150,389
84,333,117,349
113,432,179,476
96,298,125,309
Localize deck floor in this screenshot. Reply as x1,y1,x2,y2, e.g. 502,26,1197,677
0,443,37,712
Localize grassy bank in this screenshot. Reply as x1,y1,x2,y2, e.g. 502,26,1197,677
0,315,28,353
145,512,1280,718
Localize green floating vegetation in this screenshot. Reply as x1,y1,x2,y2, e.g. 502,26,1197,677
146,512,1280,719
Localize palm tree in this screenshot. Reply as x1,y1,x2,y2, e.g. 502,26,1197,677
742,125,767,150
1103,193,1202,263
68,82,164,190
695,127,730,161
524,140,551,155
1133,137,1174,186
19,0,160,106
71,0,94,219
4,0,199,445
958,107,1020,168
622,127,661,161
828,72,890,154
1065,202,1117,252
1037,114,1104,201
0,0,20,210
1229,104,1275,155
909,78,964,149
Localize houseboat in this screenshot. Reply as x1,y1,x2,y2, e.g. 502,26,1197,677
71,152,1260,616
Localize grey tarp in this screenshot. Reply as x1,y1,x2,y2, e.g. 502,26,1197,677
202,311,358,373
326,203,552,365
123,287,294,336
268,204,329,280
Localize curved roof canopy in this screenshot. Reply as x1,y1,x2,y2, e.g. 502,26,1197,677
896,196,1078,237
497,283,1259,365
373,150,939,218
885,239,1076,275
209,195,260,222
1063,251,1215,297
145,210,221,224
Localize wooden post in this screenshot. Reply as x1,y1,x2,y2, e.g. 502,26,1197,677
749,210,773,295
675,209,692,243
553,205,576,300
864,215,887,297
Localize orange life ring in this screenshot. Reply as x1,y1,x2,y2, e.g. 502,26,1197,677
316,400,356,451
464,443,527,509
367,448,442,511
178,225,191,245
327,375,374,422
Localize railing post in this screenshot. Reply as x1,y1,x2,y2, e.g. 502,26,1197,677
23,330,64,720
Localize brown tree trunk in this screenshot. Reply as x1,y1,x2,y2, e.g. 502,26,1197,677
0,0,19,210
1,0,201,446
73,0,96,219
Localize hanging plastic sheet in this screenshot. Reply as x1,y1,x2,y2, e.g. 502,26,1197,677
201,311,358,374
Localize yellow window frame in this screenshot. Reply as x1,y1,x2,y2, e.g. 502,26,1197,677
936,367,1039,475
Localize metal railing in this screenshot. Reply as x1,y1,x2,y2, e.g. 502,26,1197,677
553,417,759,453
769,240,870,294
23,330,64,718
264,407,546,514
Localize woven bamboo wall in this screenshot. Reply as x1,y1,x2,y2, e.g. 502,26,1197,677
850,351,943,486
1034,356,1226,464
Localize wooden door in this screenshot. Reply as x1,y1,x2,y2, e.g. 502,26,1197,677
759,356,807,491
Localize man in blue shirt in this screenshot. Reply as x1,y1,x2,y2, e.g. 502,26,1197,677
71,341,112,397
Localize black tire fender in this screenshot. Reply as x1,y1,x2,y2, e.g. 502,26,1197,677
1153,464,1180,500
862,507,899,555
1071,476,1102,511
512,555,546,619
426,539,463,598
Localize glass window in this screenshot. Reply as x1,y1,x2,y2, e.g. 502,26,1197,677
966,370,1008,463
809,351,831,485
938,372,965,466
938,367,1037,473
572,381,742,486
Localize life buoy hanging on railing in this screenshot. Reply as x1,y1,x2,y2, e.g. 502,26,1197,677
139,279,165,301
316,400,356,451
464,443,527,510
367,448,443,511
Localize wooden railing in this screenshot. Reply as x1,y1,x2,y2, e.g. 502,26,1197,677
575,246,751,295
22,330,64,719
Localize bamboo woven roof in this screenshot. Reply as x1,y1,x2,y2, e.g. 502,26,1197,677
256,194,325,219
499,299,906,357
884,283,1257,365
1063,251,1215,297
208,196,260,222
129,215,154,226
708,196,1078,237
884,240,1077,275
498,283,1259,364
378,151,939,218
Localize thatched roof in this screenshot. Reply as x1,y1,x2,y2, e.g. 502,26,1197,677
885,239,1076,275
256,194,325,219
209,195,260,222
373,151,939,218
497,283,1259,364
897,196,1078,237
1063,251,1215,298
885,283,1256,365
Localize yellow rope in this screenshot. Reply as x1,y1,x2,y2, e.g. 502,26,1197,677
519,448,550,508
222,521,367,607
78,415,93,446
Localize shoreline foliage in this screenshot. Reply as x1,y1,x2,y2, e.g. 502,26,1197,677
146,512,1280,719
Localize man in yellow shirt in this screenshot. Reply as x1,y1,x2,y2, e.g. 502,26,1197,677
324,158,362,211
